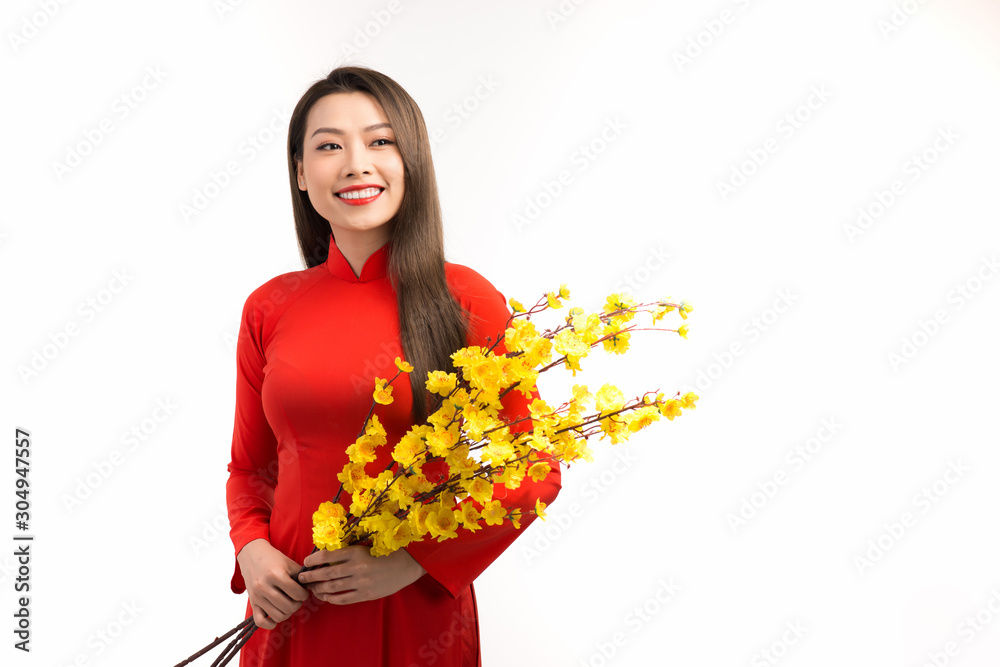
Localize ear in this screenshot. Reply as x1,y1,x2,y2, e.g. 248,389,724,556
296,159,306,191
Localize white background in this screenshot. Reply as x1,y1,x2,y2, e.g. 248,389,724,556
3,1,1000,665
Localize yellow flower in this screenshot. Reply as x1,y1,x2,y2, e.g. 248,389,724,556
595,383,626,415
462,476,494,503
545,291,563,309
659,399,683,421
445,443,478,479
454,501,482,532
426,370,458,396
509,297,526,313
558,283,571,299
535,498,547,520
462,403,499,441
427,503,460,542
626,406,660,432
677,324,689,339
680,391,699,409
482,438,515,466
468,356,503,394
349,488,375,516
572,384,593,407
312,516,345,551
528,462,551,483
394,356,414,373
451,346,486,369
603,292,637,322
373,377,393,405
570,310,602,345
554,329,590,363
481,499,506,526
599,415,630,444
493,464,525,489
601,323,631,355
504,318,539,353
392,430,425,467
426,427,457,457
337,461,373,494
409,503,435,537
679,300,693,320
384,520,414,552
345,435,378,464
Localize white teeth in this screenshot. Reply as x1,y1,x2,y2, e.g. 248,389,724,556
337,187,383,200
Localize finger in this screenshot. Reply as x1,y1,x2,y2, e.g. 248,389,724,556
303,549,353,568
251,603,276,630
324,588,364,605
299,558,353,585
276,571,311,602
261,586,303,620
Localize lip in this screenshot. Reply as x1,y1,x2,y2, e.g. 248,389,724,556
335,184,385,206
336,184,384,193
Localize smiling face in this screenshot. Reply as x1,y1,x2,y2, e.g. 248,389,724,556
295,91,405,248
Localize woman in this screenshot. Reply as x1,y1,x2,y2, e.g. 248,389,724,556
226,65,561,666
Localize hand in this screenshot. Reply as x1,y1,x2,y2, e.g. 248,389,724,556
236,539,310,630
298,545,426,605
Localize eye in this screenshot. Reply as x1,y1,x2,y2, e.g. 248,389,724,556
318,142,341,151
372,138,394,147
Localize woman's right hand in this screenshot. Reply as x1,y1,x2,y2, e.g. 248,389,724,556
236,538,310,630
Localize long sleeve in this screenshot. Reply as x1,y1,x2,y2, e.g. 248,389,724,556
403,266,562,598
226,291,280,594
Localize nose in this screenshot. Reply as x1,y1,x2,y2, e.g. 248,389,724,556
342,139,373,178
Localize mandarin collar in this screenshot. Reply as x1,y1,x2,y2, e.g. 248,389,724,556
325,234,390,283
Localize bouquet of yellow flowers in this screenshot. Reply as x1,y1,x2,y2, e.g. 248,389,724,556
175,286,696,666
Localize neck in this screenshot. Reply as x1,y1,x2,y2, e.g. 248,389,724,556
332,228,391,278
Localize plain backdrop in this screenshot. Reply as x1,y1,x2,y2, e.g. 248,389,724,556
3,1,1000,665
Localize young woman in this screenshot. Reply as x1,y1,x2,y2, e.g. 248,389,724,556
225,65,561,666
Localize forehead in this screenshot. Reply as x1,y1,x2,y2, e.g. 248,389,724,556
306,91,389,130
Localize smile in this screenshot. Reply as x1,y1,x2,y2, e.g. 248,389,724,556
336,187,384,205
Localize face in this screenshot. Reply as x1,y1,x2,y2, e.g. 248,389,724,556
296,91,405,245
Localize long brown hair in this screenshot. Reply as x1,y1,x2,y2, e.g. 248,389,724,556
287,65,468,420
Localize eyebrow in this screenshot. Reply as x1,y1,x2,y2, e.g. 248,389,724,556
310,123,392,138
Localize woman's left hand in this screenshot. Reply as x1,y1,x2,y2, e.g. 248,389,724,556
298,545,426,604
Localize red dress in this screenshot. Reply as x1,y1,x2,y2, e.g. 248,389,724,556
226,234,561,666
